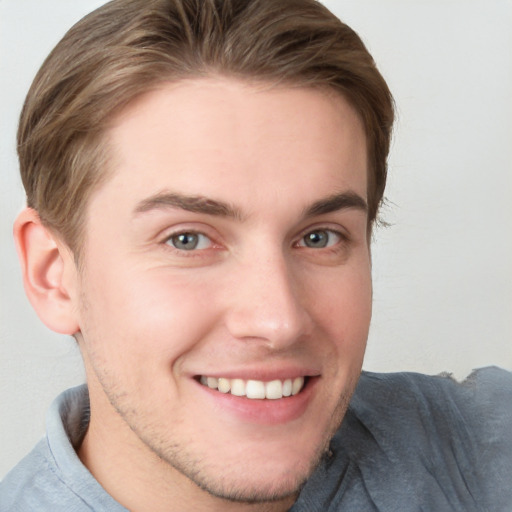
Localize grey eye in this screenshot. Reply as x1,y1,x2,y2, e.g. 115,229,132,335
300,229,341,249
167,232,211,251
304,230,328,248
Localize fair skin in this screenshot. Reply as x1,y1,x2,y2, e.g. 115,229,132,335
15,78,371,512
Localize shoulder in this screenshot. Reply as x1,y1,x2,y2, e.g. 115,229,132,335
324,367,512,511
351,366,512,443
0,438,86,511
0,385,127,512
356,365,512,402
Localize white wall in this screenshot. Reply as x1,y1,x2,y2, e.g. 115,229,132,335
1,0,511,479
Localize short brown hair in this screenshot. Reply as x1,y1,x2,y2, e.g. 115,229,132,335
18,0,394,253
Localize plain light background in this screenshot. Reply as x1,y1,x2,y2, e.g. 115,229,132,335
1,0,511,479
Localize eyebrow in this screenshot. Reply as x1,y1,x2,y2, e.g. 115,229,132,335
133,190,367,221
303,191,368,217
134,192,245,220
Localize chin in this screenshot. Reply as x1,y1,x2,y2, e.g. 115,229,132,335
182,453,321,505
153,422,333,506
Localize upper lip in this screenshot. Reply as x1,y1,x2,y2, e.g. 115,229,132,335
192,365,320,382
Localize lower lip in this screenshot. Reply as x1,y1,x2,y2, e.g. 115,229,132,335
195,377,319,425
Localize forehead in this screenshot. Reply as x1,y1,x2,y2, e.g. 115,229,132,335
96,77,368,217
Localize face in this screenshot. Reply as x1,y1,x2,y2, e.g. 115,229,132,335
73,78,372,507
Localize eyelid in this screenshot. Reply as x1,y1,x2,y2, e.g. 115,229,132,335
166,231,213,251
159,224,223,254
294,224,349,246
298,229,341,249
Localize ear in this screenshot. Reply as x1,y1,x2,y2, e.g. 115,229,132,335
13,208,80,335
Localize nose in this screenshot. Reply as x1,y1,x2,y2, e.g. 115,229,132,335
224,251,312,349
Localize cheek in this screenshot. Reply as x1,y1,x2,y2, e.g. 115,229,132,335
308,263,372,350
77,261,222,365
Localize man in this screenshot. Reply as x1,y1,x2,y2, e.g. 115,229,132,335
1,0,511,511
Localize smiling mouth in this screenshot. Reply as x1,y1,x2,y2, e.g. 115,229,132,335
198,376,306,400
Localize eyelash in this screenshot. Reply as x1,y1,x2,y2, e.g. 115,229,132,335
163,230,216,254
294,228,347,250
161,226,348,256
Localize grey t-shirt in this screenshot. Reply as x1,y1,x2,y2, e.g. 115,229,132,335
1,367,511,511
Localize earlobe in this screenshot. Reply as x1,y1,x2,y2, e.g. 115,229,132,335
13,208,80,335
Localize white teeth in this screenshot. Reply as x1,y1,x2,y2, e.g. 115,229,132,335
265,380,283,400
282,379,292,397
207,377,218,389
217,378,231,393
230,379,246,396
292,377,304,396
199,375,306,399
246,380,266,399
